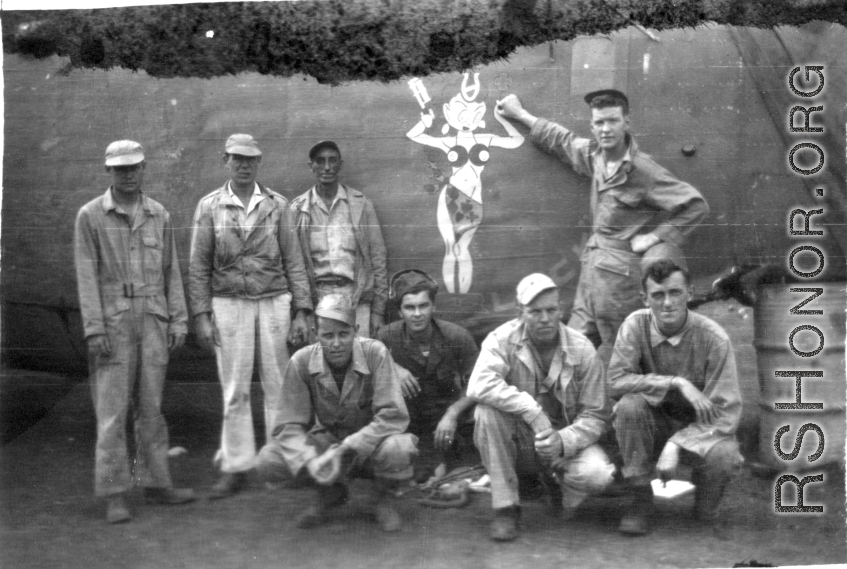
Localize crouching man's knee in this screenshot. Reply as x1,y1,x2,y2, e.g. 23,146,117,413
613,394,651,427
256,442,295,486
703,439,744,480
561,444,616,494
371,433,419,480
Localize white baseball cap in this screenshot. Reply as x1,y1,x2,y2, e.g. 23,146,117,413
516,273,558,306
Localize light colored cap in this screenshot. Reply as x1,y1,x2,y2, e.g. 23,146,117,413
225,133,262,157
516,273,558,306
104,140,145,166
314,293,355,326
640,242,688,274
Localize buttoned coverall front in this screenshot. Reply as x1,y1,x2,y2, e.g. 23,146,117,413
75,188,188,497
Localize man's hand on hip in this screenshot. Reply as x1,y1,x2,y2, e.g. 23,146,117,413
629,232,661,254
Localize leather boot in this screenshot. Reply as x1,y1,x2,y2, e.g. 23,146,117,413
618,484,653,536
490,505,521,541
106,494,131,524
296,482,349,529
371,478,403,532
210,472,248,500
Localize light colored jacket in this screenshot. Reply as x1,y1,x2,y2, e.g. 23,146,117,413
467,319,610,456
188,183,312,316
291,185,388,315
274,337,409,474
75,188,187,339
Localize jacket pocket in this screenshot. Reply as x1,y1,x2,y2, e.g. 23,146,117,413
594,249,634,277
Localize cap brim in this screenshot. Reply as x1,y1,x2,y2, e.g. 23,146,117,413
105,153,145,166
226,147,262,157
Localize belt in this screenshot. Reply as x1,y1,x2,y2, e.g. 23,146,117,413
101,283,165,298
586,234,634,252
315,276,354,287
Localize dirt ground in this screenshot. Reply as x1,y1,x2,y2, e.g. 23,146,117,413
2,299,845,569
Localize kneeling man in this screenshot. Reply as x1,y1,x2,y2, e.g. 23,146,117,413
378,269,480,480
268,294,417,531
467,274,614,541
609,259,743,535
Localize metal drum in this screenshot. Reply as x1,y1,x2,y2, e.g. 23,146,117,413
754,283,846,471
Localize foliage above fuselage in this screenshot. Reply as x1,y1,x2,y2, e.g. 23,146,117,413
4,0,845,85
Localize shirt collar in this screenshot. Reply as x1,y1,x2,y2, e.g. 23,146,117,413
517,320,573,366
226,182,263,209
102,187,151,215
310,185,348,210
649,311,691,347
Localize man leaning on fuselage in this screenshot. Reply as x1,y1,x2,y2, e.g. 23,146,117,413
495,90,708,365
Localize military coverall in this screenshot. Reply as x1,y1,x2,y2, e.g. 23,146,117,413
467,319,615,510
530,120,709,364
75,188,188,497
609,308,744,520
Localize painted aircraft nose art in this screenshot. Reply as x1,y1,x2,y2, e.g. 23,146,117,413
2,24,845,374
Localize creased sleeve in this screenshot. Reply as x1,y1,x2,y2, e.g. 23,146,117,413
364,201,388,316
668,338,742,457
467,333,547,430
275,355,319,475
529,118,595,179
342,344,409,456
277,203,313,313
643,167,709,247
187,199,215,317
557,343,610,456
74,207,104,339
608,315,674,405
162,211,188,335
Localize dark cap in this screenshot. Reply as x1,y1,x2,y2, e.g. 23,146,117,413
584,89,629,110
389,269,438,301
309,140,341,161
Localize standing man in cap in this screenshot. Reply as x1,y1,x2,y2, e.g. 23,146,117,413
377,269,479,480
189,133,312,499
266,293,417,531
291,140,388,339
75,140,195,523
608,259,743,536
495,90,709,364
467,273,614,541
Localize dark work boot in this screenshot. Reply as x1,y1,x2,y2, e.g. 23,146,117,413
490,505,521,541
296,482,349,529
618,484,653,536
209,472,248,500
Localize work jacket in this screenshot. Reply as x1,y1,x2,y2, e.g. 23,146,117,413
467,319,610,457
188,183,312,316
530,119,709,252
274,337,409,474
75,188,188,340
291,185,388,315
